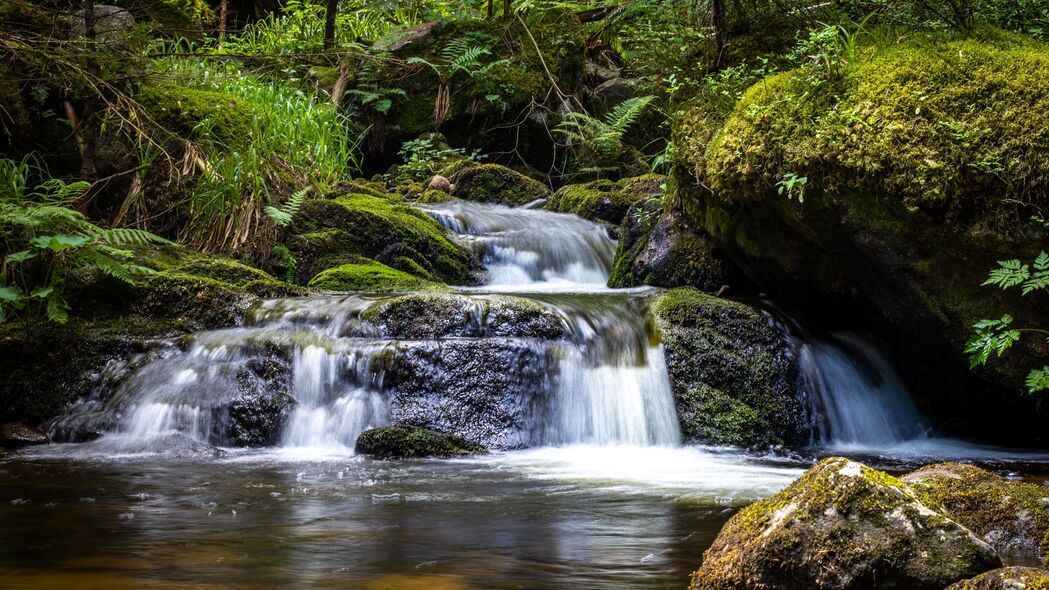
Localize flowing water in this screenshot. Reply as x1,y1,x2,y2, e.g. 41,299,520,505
2,201,1048,588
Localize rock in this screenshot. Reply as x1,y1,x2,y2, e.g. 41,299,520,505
609,201,723,289
223,358,296,447
363,293,566,339
903,462,1049,566
382,339,551,449
545,174,663,225
691,457,1002,590
652,288,807,447
944,567,1049,589
0,422,48,448
69,5,135,39
444,162,552,206
308,258,439,292
372,21,444,53
354,425,485,458
426,175,453,193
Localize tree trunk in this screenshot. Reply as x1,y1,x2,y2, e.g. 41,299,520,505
80,0,98,177
323,0,338,50
218,0,228,49
488,0,494,21
503,0,510,20
711,0,727,68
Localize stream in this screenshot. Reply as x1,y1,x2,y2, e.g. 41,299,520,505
2,201,1048,589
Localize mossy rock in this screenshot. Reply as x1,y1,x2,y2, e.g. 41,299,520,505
904,462,1049,566
136,81,250,143
945,567,1049,590
291,192,478,285
691,457,1001,590
114,0,213,34
444,162,551,206
307,259,438,292
361,292,566,339
609,202,723,289
545,174,663,225
652,288,806,448
354,425,485,458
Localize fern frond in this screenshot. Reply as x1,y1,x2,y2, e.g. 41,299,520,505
605,95,655,132
265,186,311,228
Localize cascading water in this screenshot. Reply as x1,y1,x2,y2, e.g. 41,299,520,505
48,202,680,453
796,333,930,449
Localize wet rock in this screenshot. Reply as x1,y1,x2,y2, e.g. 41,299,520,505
444,162,551,206
363,293,566,339
0,422,49,448
382,339,551,449
545,174,663,226
944,567,1049,589
355,425,485,458
691,457,1001,590
426,174,453,193
223,358,296,447
652,288,807,448
903,462,1049,566
609,202,722,290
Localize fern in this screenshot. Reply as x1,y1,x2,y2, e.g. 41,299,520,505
265,186,311,227
556,96,656,165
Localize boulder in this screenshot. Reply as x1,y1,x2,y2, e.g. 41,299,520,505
381,339,551,449
676,31,1049,442
691,457,1002,590
545,174,663,226
354,425,485,458
609,200,723,289
223,358,296,447
362,293,566,339
903,462,1049,566
426,174,453,193
308,258,439,292
652,288,807,447
444,162,551,206
945,567,1049,589
0,422,49,448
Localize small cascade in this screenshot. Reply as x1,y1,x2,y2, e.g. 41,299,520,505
421,201,616,290
48,203,682,453
797,334,930,449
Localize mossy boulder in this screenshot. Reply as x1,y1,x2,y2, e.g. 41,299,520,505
545,174,663,225
676,30,1049,442
361,293,566,339
945,567,1049,589
609,201,723,290
444,162,551,206
137,81,250,143
354,425,485,458
691,457,1001,590
903,463,1049,565
652,288,806,447
290,192,479,285
308,259,438,292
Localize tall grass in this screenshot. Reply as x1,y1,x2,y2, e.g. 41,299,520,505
151,57,361,252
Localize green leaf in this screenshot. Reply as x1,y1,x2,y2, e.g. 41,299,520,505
1026,366,1049,393
4,250,37,263
32,234,91,252
29,286,53,298
0,285,23,303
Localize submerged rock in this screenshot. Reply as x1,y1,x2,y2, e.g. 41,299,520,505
691,457,1001,590
382,339,551,449
903,462,1049,566
354,425,485,458
362,293,566,339
945,567,1049,589
652,288,806,447
0,422,49,448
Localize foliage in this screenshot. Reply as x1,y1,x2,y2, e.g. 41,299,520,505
396,135,481,181
264,186,312,228
0,157,168,325
556,95,655,170
406,34,510,128
967,226,1049,393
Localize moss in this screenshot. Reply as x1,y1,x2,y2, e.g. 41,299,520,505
293,192,478,285
115,0,213,33
652,288,806,448
693,29,1049,216
945,567,1049,590
307,259,439,292
354,425,485,458
445,163,551,206
904,462,1049,564
137,80,251,143
692,457,1001,590
415,189,457,204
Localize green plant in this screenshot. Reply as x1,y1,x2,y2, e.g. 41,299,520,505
776,172,809,202
0,157,169,325
966,219,1049,393
264,186,311,227
556,95,655,169
406,36,509,128
396,135,481,181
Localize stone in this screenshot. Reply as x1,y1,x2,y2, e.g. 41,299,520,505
0,422,49,448
944,567,1049,590
355,425,485,458
691,457,1002,590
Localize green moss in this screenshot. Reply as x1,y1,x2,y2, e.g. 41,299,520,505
693,30,1049,215
137,80,251,143
946,567,1049,589
354,425,485,458
0,64,29,140
545,181,642,224
444,163,551,206
652,287,755,325
307,259,439,292
681,384,763,447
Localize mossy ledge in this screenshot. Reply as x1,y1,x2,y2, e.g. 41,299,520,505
354,425,486,459
307,259,440,292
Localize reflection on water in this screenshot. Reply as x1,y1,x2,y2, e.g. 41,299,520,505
0,446,804,590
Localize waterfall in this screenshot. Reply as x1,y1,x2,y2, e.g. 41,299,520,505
797,334,930,449
48,202,682,453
